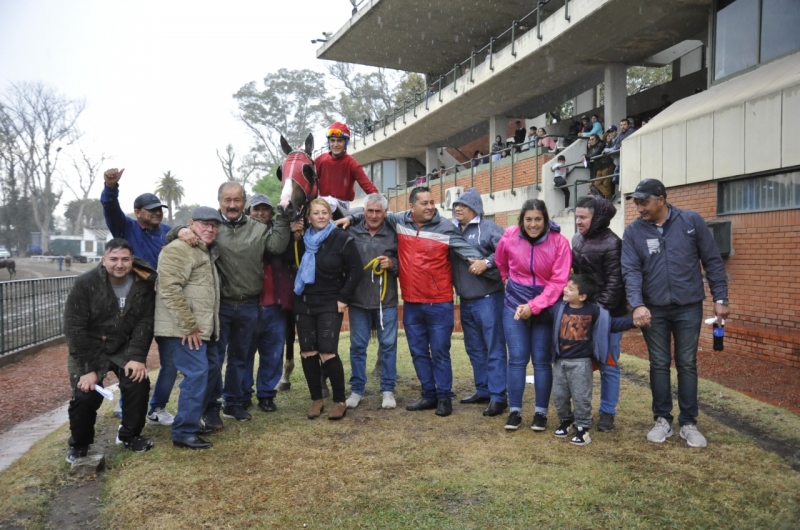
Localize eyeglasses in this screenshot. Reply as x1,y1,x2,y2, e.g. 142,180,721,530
327,128,348,138
198,221,220,231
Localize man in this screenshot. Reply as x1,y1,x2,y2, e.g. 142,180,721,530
315,121,378,213
344,193,400,410
174,182,290,426
155,207,223,450
572,196,627,431
339,187,499,417
450,188,507,417
63,238,156,463
513,120,526,153
244,194,286,413
622,179,729,448
608,118,636,177
101,167,175,427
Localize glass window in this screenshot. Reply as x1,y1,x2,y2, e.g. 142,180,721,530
760,0,800,63
718,170,800,214
714,0,760,80
382,160,396,193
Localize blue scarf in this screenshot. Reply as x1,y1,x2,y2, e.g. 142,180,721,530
294,222,336,295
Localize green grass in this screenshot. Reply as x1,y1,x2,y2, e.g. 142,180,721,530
1,332,799,529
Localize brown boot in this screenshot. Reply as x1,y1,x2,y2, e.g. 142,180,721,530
307,399,324,419
329,401,347,421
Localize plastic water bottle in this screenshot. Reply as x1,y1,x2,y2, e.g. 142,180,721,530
712,321,724,351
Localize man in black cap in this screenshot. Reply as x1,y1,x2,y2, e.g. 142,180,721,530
100,167,176,426
621,179,729,448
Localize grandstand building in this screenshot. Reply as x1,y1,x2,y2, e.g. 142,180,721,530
317,0,800,368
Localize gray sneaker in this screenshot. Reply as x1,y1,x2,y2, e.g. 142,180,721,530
680,424,708,448
345,393,363,409
646,417,674,443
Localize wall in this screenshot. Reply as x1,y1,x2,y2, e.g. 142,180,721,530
624,181,800,368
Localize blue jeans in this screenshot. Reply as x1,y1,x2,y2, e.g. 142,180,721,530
641,302,703,426
244,305,286,400
460,292,507,402
149,339,178,414
503,308,552,414
157,337,217,441
215,301,259,408
348,305,398,394
599,331,622,416
403,302,455,401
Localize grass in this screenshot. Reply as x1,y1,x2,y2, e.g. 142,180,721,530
1,332,799,529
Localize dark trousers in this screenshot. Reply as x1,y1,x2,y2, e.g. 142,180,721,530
68,362,150,447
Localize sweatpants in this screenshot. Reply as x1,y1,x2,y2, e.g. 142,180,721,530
552,357,593,430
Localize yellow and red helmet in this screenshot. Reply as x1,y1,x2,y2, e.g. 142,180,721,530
326,122,351,139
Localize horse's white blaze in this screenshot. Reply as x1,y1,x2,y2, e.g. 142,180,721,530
279,179,294,209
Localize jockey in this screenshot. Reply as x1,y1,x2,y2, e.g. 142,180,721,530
315,121,378,214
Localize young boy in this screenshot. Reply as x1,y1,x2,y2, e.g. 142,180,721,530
549,274,636,446
551,155,571,210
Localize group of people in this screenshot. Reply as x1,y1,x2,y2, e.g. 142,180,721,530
63,117,729,463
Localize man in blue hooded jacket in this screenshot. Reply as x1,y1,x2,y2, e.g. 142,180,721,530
450,188,508,417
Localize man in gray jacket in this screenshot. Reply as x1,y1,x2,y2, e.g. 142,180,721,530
622,179,729,448
344,194,400,410
450,188,507,417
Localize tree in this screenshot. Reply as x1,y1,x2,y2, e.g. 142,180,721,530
216,143,258,192
1,82,84,253
64,198,104,233
173,203,200,226
154,171,184,223
233,69,334,176
251,170,283,206
627,65,672,96
61,146,106,234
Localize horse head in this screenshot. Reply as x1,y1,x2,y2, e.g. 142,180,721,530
277,133,317,222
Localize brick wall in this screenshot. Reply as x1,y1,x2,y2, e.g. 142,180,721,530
624,181,800,368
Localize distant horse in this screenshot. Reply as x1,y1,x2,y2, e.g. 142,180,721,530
0,259,16,279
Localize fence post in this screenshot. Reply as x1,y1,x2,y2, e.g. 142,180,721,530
31,281,37,343
489,38,495,71
510,149,517,196
511,20,518,57
0,282,4,353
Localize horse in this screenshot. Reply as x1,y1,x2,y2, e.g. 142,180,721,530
0,259,16,279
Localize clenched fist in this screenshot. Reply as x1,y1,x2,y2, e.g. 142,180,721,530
104,167,125,187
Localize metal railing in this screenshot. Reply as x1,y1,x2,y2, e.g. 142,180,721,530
352,0,570,146
0,276,76,356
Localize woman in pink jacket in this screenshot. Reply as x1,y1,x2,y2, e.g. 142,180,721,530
495,199,571,432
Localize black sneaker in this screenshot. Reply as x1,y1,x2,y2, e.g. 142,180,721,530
66,446,88,464
504,411,522,431
121,436,154,453
597,413,615,432
242,398,253,411
257,397,277,413
554,420,573,438
570,427,592,446
531,412,548,432
222,405,252,422
202,409,224,431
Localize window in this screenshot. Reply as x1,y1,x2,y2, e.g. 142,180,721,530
717,170,800,214
714,0,800,81
84,240,93,252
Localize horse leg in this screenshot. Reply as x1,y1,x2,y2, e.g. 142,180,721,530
277,310,295,391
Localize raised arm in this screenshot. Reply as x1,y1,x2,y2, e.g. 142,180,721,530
100,168,133,238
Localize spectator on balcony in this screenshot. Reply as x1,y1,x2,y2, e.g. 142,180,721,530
537,128,557,152
659,94,672,112
440,165,448,178
579,116,591,135
414,171,427,185
525,126,538,150
472,150,484,167
514,121,526,153
551,155,573,211
609,118,636,176
564,120,582,147
580,114,603,138
491,135,504,162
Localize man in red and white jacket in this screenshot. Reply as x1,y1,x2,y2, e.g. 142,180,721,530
340,187,499,417
314,122,378,214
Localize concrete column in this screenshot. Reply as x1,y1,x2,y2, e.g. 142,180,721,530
604,63,627,128
395,158,409,187
425,146,438,175
575,88,596,115
489,115,506,145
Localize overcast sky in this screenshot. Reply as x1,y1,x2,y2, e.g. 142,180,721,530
0,0,354,214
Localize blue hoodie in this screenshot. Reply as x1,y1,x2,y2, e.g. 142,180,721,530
450,188,505,301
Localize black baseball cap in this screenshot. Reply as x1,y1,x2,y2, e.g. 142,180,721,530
133,193,168,210
606,125,618,132
626,179,667,200
249,194,273,209
191,206,224,222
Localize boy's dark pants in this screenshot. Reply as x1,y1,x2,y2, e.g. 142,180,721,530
552,357,593,430
68,360,150,448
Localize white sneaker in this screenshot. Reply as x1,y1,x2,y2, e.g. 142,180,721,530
115,424,122,445
647,417,674,443
345,393,363,409
381,392,396,409
147,407,175,426
680,424,708,448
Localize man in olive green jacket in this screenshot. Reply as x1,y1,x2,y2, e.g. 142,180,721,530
156,206,223,450
171,182,291,424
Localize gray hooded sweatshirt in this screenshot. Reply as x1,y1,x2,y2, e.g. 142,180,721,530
450,188,505,301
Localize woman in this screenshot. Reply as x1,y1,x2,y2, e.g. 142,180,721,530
495,199,571,432
491,135,504,161
472,150,484,167
582,134,613,198
537,128,557,152
294,198,363,420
